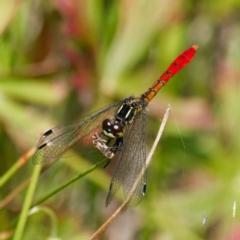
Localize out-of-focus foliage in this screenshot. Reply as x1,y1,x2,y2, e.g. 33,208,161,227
1,0,240,239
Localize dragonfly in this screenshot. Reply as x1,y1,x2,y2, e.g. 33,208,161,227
33,45,198,207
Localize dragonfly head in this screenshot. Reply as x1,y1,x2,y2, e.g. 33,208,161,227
102,119,124,138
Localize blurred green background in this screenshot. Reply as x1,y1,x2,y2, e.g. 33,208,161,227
1,0,240,239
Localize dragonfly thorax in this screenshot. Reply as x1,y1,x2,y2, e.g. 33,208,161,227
116,97,144,122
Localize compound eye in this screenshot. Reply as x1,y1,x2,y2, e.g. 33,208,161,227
112,124,122,133
111,124,124,137
102,119,112,130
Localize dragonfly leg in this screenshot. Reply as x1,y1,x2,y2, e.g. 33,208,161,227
104,137,123,168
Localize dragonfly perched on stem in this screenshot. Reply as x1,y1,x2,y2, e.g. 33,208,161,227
33,45,198,207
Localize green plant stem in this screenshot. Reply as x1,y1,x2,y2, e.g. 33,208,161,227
13,164,41,240
0,161,20,187
0,147,35,187
29,206,58,238
32,158,108,207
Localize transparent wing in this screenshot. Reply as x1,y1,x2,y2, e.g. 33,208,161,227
106,109,147,207
32,101,123,165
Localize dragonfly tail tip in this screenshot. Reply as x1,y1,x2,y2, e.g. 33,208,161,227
192,44,199,50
